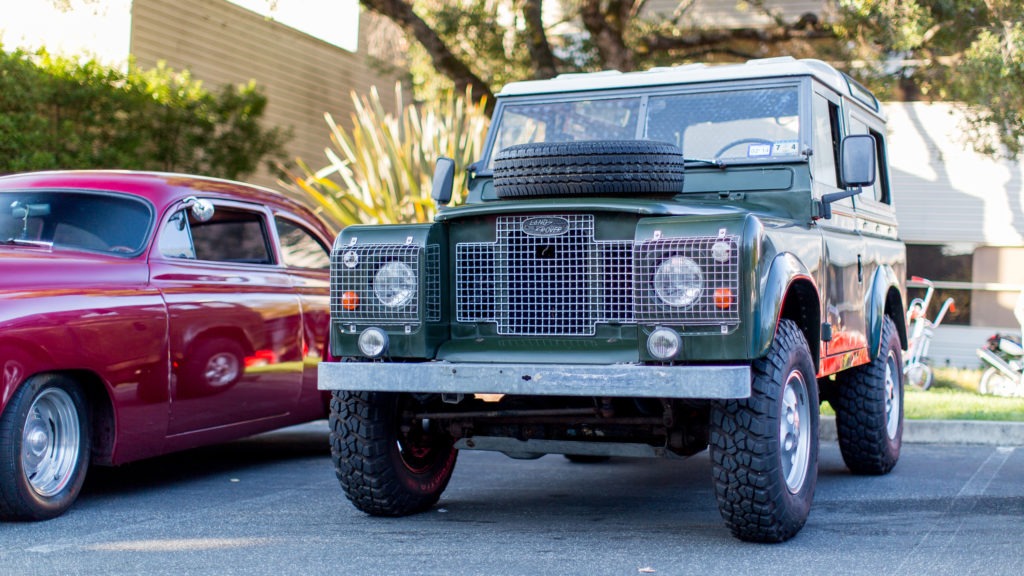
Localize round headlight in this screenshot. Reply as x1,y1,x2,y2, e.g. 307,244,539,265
647,327,681,360
374,261,416,308
358,327,389,358
653,256,703,308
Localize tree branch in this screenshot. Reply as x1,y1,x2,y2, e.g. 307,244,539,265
359,0,494,113
519,0,558,79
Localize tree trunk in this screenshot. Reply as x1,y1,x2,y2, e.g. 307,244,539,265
520,0,558,79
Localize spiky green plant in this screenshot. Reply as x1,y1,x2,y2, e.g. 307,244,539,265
283,83,489,227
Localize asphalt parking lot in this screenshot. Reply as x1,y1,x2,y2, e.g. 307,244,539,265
0,419,1021,576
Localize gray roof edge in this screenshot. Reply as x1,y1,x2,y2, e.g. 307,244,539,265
497,57,853,99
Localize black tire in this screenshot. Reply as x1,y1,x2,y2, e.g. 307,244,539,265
0,374,91,521
564,454,610,464
833,316,903,475
710,319,819,543
330,391,457,516
181,337,245,396
493,140,685,198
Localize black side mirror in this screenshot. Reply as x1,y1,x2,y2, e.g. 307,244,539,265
431,157,456,206
818,134,877,219
840,134,876,188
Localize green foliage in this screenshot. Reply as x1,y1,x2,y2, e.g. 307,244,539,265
836,0,1024,157
0,46,289,178
283,83,489,226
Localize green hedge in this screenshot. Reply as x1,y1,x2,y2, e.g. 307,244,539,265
0,46,289,179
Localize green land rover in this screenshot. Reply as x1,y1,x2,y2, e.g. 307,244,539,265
318,57,907,543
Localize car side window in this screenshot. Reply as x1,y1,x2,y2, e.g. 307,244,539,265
848,116,890,205
190,207,273,264
811,92,840,188
159,205,273,264
158,210,196,259
276,218,330,269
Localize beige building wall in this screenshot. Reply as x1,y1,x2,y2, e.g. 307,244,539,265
130,0,407,188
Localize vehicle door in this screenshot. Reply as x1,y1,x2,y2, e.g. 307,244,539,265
273,215,331,409
847,108,904,290
150,199,304,436
812,88,868,367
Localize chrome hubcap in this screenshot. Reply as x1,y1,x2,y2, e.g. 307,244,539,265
780,370,811,493
21,388,80,498
884,351,901,439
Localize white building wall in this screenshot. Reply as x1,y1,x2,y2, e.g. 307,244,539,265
886,102,1024,247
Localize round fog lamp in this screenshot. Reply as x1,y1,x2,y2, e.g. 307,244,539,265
648,327,681,360
358,327,389,358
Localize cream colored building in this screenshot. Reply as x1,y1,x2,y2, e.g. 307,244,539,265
0,0,407,188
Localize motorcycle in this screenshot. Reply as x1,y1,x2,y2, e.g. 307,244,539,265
976,332,1024,397
904,276,955,390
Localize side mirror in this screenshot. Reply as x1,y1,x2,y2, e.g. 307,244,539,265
183,196,214,222
840,134,876,188
817,134,877,219
431,157,456,206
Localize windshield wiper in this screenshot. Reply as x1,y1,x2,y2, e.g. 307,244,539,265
2,238,53,249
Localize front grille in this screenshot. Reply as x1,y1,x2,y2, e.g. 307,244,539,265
456,216,741,335
456,214,634,336
331,243,439,326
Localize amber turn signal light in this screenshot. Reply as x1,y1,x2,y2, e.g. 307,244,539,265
341,291,360,311
713,287,733,309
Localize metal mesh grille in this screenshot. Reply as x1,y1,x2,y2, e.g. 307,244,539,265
456,214,635,336
425,245,441,322
331,243,422,325
635,235,740,330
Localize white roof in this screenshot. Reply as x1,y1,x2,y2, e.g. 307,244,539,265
498,57,858,101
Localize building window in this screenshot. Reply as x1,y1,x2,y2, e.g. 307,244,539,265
905,244,972,325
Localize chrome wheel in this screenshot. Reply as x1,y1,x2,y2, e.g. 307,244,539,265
21,387,81,498
885,351,901,439
780,369,811,494
204,351,241,388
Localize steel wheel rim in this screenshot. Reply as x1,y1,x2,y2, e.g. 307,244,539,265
21,387,80,498
885,351,901,439
204,352,240,387
780,369,811,493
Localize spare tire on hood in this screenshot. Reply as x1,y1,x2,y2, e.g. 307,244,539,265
492,140,685,198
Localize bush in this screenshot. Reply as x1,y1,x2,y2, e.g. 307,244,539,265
283,83,489,227
0,46,289,179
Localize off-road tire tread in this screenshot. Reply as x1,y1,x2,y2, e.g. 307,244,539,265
329,391,456,516
709,319,818,543
493,140,685,198
834,317,903,475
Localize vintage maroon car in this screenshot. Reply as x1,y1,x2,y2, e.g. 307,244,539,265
0,170,337,520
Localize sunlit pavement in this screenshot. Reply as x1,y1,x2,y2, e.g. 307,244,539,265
0,420,1021,576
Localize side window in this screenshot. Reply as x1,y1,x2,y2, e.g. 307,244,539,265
158,210,196,259
276,218,330,269
848,116,890,204
812,93,840,188
190,207,273,264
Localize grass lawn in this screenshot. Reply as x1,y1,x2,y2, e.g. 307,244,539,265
822,367,1024,422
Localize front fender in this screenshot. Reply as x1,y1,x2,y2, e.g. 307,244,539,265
754,253,819,362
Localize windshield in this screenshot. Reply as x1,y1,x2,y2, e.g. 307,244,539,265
0,191,152,255
488,85,801,168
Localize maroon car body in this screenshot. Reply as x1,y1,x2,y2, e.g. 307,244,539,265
0,170,337,520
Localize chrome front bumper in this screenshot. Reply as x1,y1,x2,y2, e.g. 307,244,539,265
318,361,750,399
